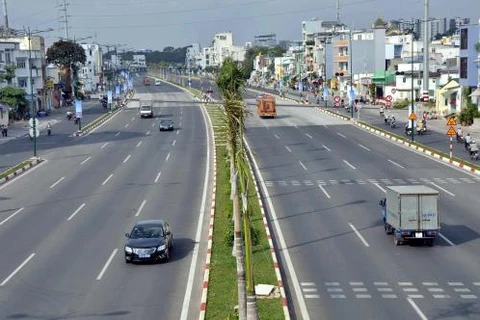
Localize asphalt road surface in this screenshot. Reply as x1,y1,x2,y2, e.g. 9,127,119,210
244,98,480,320
0,81,211,320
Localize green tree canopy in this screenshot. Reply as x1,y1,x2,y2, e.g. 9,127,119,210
46,40,86,67
243,46,286,79
216,57,244,99
0,65,16,85
0,86,27,108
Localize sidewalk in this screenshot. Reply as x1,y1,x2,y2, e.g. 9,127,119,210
0,119,59,144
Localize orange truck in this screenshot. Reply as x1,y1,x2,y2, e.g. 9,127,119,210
144,77,151,86
256,94,276,118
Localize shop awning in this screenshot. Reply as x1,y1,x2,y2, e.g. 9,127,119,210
469,88,480,97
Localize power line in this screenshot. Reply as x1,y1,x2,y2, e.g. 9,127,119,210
72,0,375,30
58,0,70,39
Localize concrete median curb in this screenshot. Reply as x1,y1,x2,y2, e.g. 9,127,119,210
0,157,44,186
75,90,136,137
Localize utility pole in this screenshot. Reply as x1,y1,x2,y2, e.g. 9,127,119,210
59,0,69,40
336,0,340,23
411,29,415,142
2,0,8,29
422,0,429,103
349,28,354,118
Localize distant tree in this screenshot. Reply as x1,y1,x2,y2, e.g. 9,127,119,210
243,46,286,80
374,17,387,28
0,65,16,85
163,46,175,52
0,86,27,116
46,40,86,98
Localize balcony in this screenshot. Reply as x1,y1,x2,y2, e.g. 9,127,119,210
15,68,41,78
334,55,349,63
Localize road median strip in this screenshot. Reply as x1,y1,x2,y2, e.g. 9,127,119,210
153,74,287,319
0,158,43,186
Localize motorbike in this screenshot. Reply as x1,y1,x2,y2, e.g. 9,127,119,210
390,119,397,128
66,111,73,120
379,107,384,116
456,132,464,143
47,127,52,136
405,125,414,136
468,141,478,160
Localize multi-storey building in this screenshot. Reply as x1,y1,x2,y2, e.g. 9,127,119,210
200,32,245,68
79,43,102,92
253,34,276,47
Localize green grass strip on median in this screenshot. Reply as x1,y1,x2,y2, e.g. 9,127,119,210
204,104,283,319
0,159,36,180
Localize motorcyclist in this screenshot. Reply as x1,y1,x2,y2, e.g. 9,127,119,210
465,133,472,150
47,123,52,136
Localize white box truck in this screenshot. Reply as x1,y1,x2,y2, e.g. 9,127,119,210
380,185,440,246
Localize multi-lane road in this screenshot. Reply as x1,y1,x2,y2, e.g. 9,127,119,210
0,81,211,319
244,99,480,319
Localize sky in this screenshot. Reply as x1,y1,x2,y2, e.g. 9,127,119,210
5,0,480,51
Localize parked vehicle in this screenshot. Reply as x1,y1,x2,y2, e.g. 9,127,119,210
256,94,276,118
380,185,440,246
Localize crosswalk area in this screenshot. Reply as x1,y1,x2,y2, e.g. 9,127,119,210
300,281,480,300
265,176,480,187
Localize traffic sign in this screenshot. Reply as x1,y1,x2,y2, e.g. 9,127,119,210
386,95,393,102
29,128,40,138
28,117,39,128
391,88,396,94
446,116,457,126
408,112,417,121
334,96,341,103
334,102,340,108
446,126,457,136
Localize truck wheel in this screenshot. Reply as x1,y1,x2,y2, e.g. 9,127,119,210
384,224,389,234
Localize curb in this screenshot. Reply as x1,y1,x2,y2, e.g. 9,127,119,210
0,157,43,186
244,142,291,320
75,90,135,137
199,103,217,320
250,88,480,177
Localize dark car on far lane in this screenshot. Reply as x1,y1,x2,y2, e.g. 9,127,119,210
124,220,173,263
159,119,174,131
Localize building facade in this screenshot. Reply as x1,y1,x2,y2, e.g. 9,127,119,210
79,43,102,92
459,24,480,88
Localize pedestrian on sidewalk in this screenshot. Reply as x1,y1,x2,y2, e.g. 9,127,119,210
1,124,6,137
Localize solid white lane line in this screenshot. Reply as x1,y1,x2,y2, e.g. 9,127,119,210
322,145,331,152
179,102,211,320
274,134,280,139
343,160,356,170
318,185,331,199
348,223,370,247
136,141,142,147
244,138,310,320
124,123,129,128
388,159,405,169
80,156,91,165
323,125,329,129
96,249,118,281
154,171,162,183
358,144,370,151
430,182,455,197
285,146,292,153
165,153,171,161
146,130,151,136
407,297,428,320
374,183,387,193
101,174,113,186
176,130,180,135
0,208,24,226
172,140,176,146
299,161,307,171
123,155,131,163
337,132,347,138
305,133,313,139
134,200,147,217
67,203,86,221
101,142,109,149
439,233,455,246
294,125,299,129
0,253,35,287
115,132,121,137
49,177,65,189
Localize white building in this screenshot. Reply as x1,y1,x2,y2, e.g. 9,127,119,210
0,35,47,110
186,43,202,70
130,54,146,71
200,32,245,68
79,43,102,92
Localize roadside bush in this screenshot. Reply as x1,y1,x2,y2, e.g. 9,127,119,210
393,99,409,109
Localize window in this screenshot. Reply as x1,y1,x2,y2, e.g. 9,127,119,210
18,78,27,87
0,52,3,62
5,51,11,64
403,77,406,83
460,28,468,50
460,57,468,79
17,59,26,69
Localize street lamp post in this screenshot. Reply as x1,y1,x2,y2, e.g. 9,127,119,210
410,29,415,142
349,29,354,118
26,26,53,158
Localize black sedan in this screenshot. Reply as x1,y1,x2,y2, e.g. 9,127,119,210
159,119,174,131
124,220,173,263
